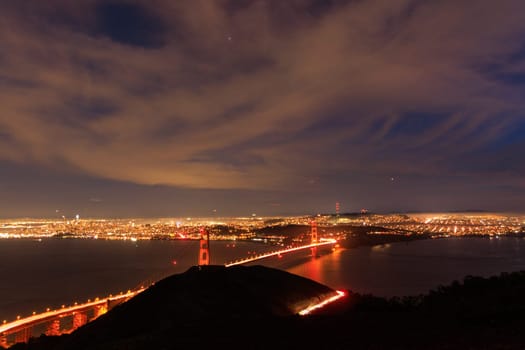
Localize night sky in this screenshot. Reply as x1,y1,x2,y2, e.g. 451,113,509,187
0,0,524,218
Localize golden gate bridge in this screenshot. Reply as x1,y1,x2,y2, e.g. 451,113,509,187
0,221,343,348
0,289,145,346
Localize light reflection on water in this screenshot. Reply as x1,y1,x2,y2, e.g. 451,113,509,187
0,239,272,321
289,237,525,297
2,237,525,321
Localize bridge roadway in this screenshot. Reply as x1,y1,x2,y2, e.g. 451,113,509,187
225,239,337,267
1,240,338,346
0,288,145,337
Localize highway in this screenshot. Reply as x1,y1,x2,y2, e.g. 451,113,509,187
0,288,145,335
298,290,346,315
225,239,337,267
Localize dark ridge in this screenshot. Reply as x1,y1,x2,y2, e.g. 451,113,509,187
12,269,525,349
15,265,334,350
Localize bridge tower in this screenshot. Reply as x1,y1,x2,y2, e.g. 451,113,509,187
1,333,7,348
198,228,210,265
94,304,108,319
311,220,318,257
72,312,88,331
46,319,61,336
311,220,318,243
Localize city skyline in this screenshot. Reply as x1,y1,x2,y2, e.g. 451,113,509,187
1,1,525,217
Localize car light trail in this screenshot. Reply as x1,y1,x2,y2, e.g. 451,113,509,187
298,290,346,316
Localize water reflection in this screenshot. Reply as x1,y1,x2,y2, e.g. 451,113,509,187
371,243,391,251
0,239,272,321
288,248,343,287
287,238,525,297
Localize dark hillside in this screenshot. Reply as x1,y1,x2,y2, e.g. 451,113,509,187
10,269,525,349
12,265,335,350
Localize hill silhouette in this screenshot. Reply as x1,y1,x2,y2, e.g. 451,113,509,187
11,265,336,350
8,268,525,349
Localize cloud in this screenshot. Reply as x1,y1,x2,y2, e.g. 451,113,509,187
0,0,524,195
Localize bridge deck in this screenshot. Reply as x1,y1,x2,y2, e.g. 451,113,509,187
225,239,336,267
2,240,338,341
0,289,145,335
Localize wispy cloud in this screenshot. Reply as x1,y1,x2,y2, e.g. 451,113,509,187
0,0,524,197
